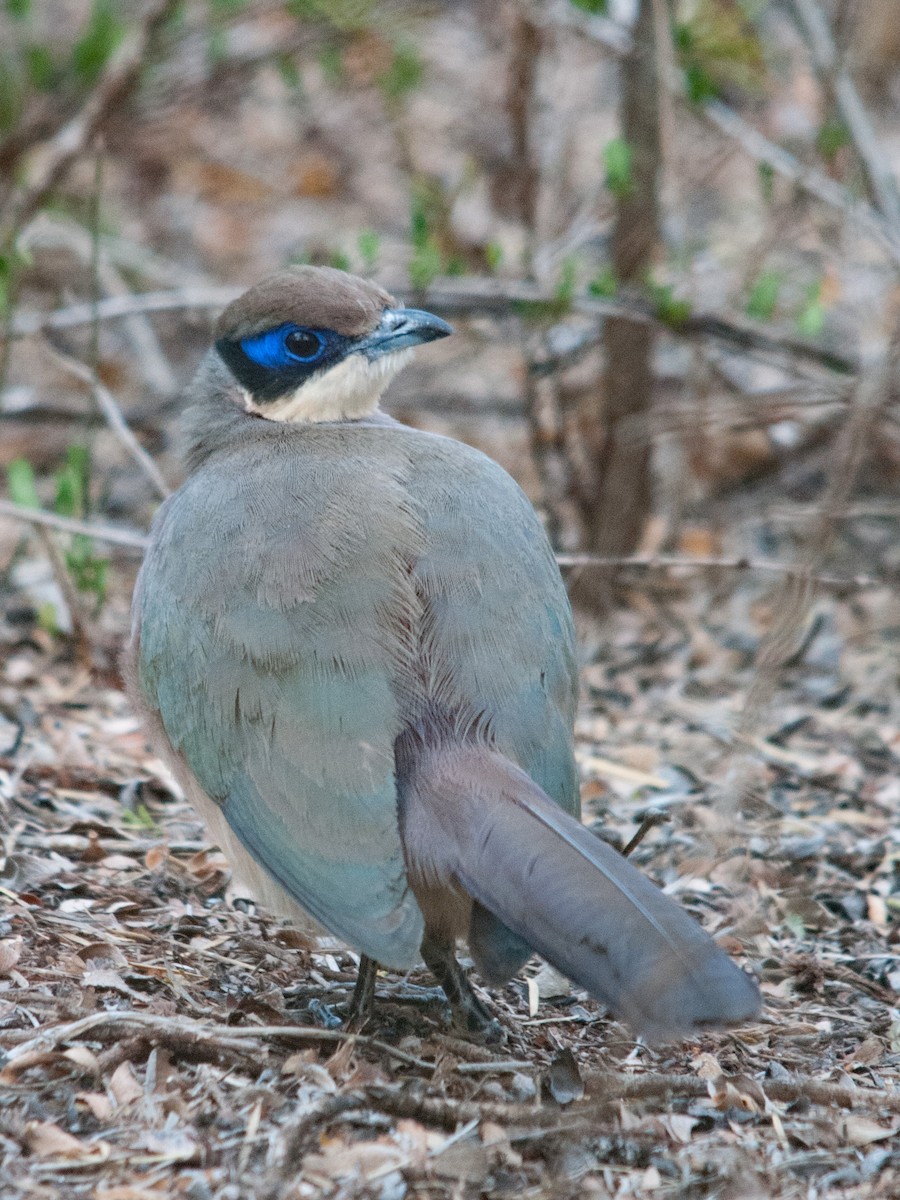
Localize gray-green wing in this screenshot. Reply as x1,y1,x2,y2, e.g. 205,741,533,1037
134,435,425,967
404,433,579,815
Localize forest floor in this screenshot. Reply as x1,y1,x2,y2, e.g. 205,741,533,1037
1,2,900,1195
0,566,898,1200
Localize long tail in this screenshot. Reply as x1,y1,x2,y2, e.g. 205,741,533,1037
399,740,760,1042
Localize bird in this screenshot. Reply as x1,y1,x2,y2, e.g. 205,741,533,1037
126,265,760,1043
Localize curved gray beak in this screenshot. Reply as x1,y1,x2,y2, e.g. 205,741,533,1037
360,307,453,359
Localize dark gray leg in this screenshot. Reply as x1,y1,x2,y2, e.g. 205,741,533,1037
421,931,502,1043
347,954,378,1025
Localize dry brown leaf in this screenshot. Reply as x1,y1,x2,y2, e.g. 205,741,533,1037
145,844,168,871
547,1048,584,1106
304,1138,407,1186
693,1052,723,1080
25,1120,109,1161
81,968,135,995
840,1116,899,1146
0,937,23,974
109,1061,143,1107
76,1091,113,1121
0,1050,59,1082
63,1045,101,1074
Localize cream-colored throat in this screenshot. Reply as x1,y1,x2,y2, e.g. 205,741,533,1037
243,349,413,424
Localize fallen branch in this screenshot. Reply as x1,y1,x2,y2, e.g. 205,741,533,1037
367,1064,900,1129
2,1010,435,1074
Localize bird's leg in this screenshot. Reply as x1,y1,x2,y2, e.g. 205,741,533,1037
421,931,502,1043
347,954,378,1025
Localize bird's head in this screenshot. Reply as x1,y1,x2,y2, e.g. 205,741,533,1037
214,265,452,424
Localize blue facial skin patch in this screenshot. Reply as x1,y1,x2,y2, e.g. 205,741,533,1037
239,324,327,369
219,323,356,402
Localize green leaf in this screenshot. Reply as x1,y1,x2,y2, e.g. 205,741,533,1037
378,42,422,105
746,270,781,321
317,42,343,84
286,0,372,31
816,117,850,164
569,0,608,13
409,239,442,290
588,266,617,298
647,278,692,328
6,0,31,17
121,802,160,831
357,228,380,272
65,535,108,603
327,248,351,272
55,444,90,518
0,53,26,133
674,1,766,105
206,27,228,67
484,241,503,272
758,160,775,203
37,601,59,637
25,43,57,90
603,137,633,198
276,54,302,89
684,62,719,104
796,280,825,337
7,459,40,509
72,0,126,85
555,258,577,304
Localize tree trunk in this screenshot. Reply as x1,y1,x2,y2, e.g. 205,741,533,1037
571,0,661,610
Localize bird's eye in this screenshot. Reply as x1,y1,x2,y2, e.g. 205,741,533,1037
284,328,325,361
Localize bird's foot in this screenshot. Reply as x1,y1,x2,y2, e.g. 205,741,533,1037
346,954,378,1028
421,932,504,1044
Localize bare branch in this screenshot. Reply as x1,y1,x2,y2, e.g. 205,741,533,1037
10,279,858,375
558,4,900,267
0,499,148,551
0,0,179,246
792,0,900,227
44,345,171,500
555,552,887,591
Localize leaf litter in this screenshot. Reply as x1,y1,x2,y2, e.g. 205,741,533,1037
0,566,898,1198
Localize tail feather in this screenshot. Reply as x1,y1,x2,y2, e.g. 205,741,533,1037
400,741,760,1042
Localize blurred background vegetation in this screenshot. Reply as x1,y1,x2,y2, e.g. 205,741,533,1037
0,0,898,651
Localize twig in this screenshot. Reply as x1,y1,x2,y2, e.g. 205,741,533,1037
0,0,179,247
792,0,900,228
9,280,859,375
20,215,178,395
456,1059,536,1075
9,286,238,338
368,1066,900,1128
3,1010,435,1073
557,5,900,267
621,810,669,857
555,552,887,590
698,100,900,267
0,499,149,550
3,508,888,586
44,345,171,500
731,325,900,807
587,1070,900,1115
